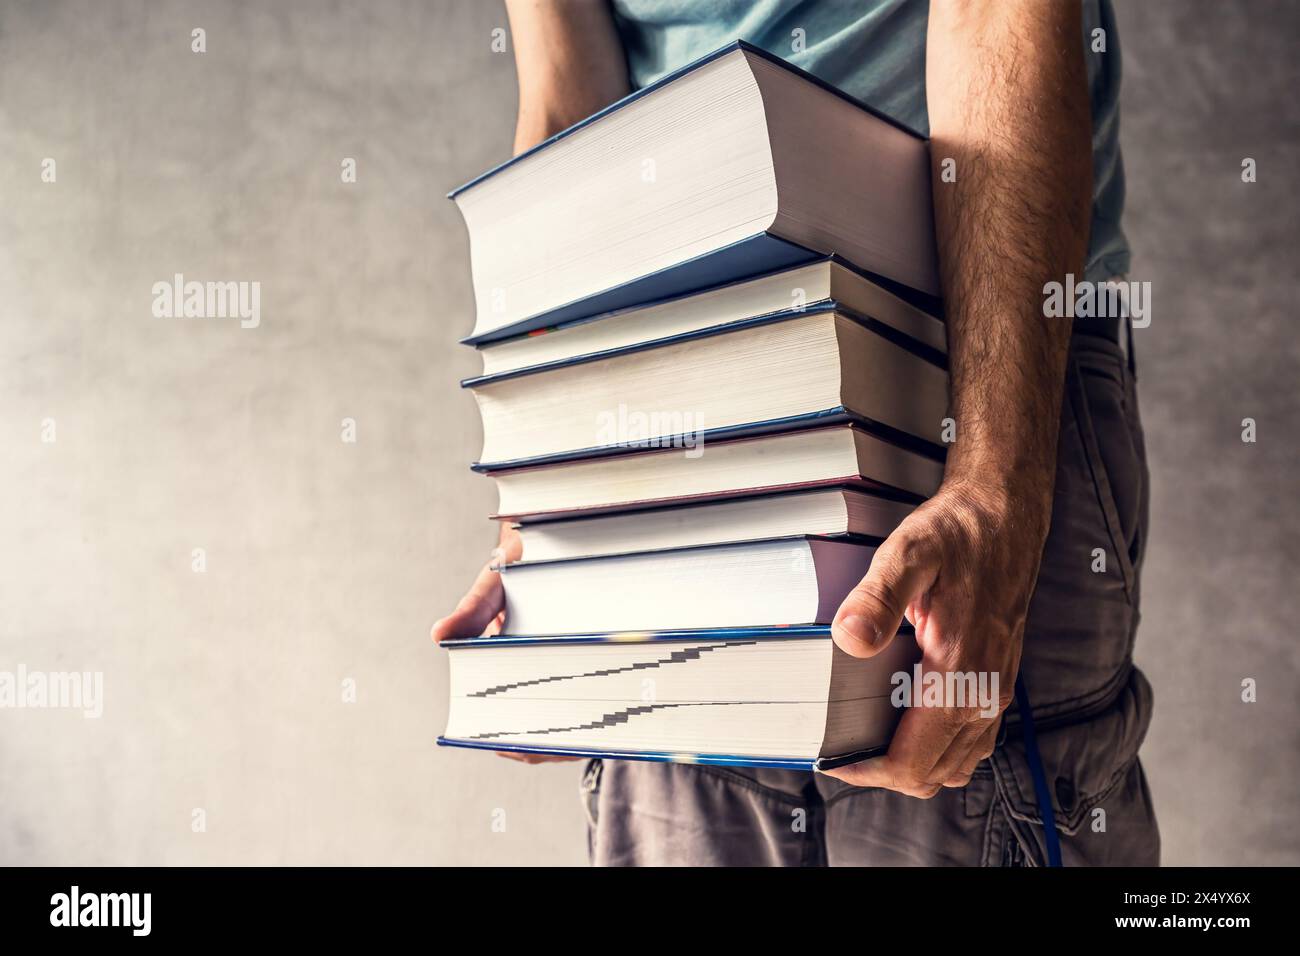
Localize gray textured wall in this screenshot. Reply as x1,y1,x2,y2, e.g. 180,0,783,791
0,0,1294,865
1118,0,1300,866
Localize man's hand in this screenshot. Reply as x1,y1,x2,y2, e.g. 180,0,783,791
432,524,579,764
826,0,1092,794
825,473,1049,794
431,524,520,643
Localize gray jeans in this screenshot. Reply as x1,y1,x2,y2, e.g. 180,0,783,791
583,328,1159,866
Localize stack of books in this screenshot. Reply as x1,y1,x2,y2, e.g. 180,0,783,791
439,42,948,771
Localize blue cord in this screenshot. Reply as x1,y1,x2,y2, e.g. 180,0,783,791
1014,673,1063,867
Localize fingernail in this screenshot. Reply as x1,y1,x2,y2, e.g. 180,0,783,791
839,616,883,646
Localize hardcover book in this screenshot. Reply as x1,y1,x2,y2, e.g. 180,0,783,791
439,625,920,771
515,486,914,563
450,41,939,344
500,535,875,636
472,256,947,380
487,422,944,520
469,309,949,469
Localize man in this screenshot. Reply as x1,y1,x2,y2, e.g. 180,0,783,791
434,0,1158,866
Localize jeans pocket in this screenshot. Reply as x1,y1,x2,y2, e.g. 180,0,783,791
1067,340,1145,603
992,668,1155,865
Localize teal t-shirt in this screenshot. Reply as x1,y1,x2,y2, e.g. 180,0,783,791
611,0,1128,282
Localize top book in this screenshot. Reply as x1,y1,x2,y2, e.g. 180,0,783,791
451,41,939,345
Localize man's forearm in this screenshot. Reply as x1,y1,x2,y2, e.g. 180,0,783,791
505,0,630,153
927,0,1092,515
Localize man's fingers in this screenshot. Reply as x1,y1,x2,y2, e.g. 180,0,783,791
823,754,941,798
431,560,505,642
942,720,1001,788
823,688,1004,796
496,751,581,764
831,526,938,658
822,704,958,798
821,756,888,789
482,609,506,637
932,717,996,788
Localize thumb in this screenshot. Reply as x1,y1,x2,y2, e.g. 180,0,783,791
431,560,506,642
832,527,937,658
